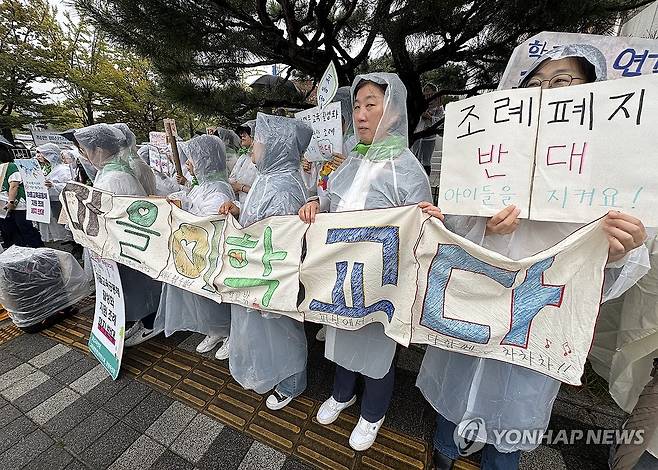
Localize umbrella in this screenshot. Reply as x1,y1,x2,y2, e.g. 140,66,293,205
250,74,300,95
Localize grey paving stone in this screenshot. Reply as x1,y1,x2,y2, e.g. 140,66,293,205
23,444,75,470
0,396,7,409
27,387,81,425
40,350,85,377
70,364,109,395
0,429,53,469
171,413,225,463
64,459,90,470
148,450,195,470
62,408,117,454
195,427,254,470
107,434,165,470
0,403,22,427
0,353,23,375
42,397,97,439
29,343,72,368
0,362,37,391
145,401,197,447
0,334,57,361
13,378,66,412
238,441,286,470
80,421,140,470
520,444,567,470
1,369,49,401
83,374,131,408
102,380,152,418
0,415,37,453
55,356,100,385
122,390,173,433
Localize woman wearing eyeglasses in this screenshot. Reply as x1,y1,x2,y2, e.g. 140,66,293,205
417,44,650,470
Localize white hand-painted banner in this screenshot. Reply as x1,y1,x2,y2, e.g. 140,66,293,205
440,74,658,225
61,183,610,385
499,31,658,90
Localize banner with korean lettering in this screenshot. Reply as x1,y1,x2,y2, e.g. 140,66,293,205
60,183,611,385
14,158,50,223
500,32,658,89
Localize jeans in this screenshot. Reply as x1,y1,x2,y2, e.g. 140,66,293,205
332,363,395,422
434,414,521,470
275,368,307,398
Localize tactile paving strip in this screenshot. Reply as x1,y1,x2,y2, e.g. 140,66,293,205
0,323,22,345
0,306,9,322
33,298,479,470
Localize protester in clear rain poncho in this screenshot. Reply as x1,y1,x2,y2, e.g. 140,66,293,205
298,73,432,451
219,113,312,410
152,135,235,353
214,127,241,174
74,124,163,342
113,123,157,196
35,144,73,243
415,45,651,470
228,120,258,205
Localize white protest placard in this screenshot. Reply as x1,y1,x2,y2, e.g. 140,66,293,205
317,61,339,109
530,73,658,224
148,133,174,175
89,252,126,380
294,102,343,162
31,131,73,147
500,32,658,90
14,158,50,223
438,87,541,218
0,163,8,218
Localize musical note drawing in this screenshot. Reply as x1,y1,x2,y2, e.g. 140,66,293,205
545,339,552,349
562,342,572,356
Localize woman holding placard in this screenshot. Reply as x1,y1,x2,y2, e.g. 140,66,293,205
298,72,432,451
36,143,74,243
417,44,650,470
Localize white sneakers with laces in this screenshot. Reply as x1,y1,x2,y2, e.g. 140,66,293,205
214,336,230,360
124,323,162,347
349,415,385,451
316,395,356,425
196,335,224,354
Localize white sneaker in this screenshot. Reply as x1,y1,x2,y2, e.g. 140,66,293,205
349,415,385,451
196,335,224,354
124,325,162,347
315,326,326,342
214,337,230,360
266,390,293,410
316,395,357,425
125,321,143,340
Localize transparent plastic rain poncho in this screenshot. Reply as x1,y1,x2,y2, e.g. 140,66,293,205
228,121,258,206
229,113,312,394
321,73,432,380
74,124,161,322
215,127,241,174
35,144,73,242
74,124,146,196
0,246,92,328
417,45,651,453
154,135,235,338
113,123,157,195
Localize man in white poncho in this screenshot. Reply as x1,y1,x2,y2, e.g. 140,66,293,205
416,44,651,470
219,113,312,411
152,134,235,354
299,72,433,451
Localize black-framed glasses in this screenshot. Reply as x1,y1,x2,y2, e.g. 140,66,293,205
524,74,584,88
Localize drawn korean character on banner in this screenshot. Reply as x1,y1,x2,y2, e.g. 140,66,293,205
61,182,114,254
301,206,426,345
215,215,306,319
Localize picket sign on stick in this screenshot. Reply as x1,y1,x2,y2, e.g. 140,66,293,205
14,158,51,223
61,182,611,385
163,118,183,178
294,102,343,162
440,74,658,225
317,61,339,109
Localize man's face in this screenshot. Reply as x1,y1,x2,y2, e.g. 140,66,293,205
239,132,253,147
524,57,590,89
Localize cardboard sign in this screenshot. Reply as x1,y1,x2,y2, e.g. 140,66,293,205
14,158,50,223
89,252,125,380
294,102,343,162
